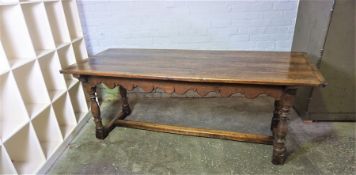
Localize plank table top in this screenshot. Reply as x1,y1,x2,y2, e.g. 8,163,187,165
61,48,325,87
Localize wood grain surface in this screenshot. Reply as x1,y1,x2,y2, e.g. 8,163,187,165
61,48,325,86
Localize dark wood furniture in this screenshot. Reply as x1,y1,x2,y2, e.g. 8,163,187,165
60,48,326,165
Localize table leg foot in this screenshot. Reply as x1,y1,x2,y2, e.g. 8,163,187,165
96,128,108,139
272,134,287,165
272,152,286,165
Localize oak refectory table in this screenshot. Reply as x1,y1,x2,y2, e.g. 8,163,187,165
60,48,326,165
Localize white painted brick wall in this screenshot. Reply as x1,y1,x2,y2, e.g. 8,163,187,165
77,0,299,55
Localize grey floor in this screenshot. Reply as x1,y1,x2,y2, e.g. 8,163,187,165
48,95,355,175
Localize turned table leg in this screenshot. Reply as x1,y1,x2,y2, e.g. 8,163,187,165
271,100,281,131
272,88,296,165
87,85,107,139
119,86,131,116
96,84,103,105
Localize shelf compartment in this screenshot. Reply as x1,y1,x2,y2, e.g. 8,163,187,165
68,83,88,122
12,61,51,119
44,0,71,48
21,2,56,57
0,41,10,75
0,72,29,141
72,38,88,63
52,93,77,138
32,107,63,158
0,145,17,174
57,44,76,68
3,124,45,174
62,0,83,40
0,5,36,69
38,52,67,101
57,44,78,89
64,75,79,89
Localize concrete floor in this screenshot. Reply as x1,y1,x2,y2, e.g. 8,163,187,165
48,94,355,174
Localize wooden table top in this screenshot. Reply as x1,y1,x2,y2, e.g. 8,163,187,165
61,48,325,87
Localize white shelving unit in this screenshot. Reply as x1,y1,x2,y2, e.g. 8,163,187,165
0,0,88,174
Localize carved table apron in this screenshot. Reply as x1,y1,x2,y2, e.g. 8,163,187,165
61,48,326,165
